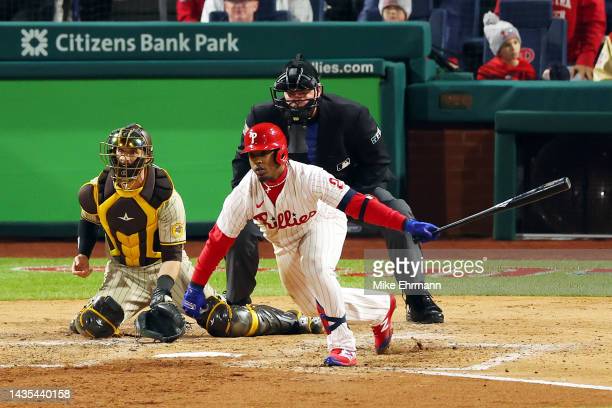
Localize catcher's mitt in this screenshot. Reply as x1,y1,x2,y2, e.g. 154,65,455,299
135,302,186,343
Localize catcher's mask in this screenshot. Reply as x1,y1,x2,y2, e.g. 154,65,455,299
270,53,322,126
100,124,153,190
242,123,288,165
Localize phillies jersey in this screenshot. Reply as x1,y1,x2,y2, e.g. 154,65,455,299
477,56,537,80
216,160,349,248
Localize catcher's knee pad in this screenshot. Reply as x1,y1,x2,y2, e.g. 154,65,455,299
73,296,124,338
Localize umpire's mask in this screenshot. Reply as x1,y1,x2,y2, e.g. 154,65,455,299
270,53,322,126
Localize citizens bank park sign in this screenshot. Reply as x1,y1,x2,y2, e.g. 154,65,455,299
14,27,239,59
0,22,428,62
25,30,238,56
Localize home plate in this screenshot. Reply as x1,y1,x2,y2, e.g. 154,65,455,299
154,351,243,359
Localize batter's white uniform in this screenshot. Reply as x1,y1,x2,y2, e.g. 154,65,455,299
215,160,390,351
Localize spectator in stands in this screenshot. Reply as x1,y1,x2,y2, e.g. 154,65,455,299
200,0,312,22
495,0,607,80
478,12,536,80
379,0,411,21
177,0,205,22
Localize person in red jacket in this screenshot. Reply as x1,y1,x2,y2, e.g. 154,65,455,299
495,0,606,80
478,12,537,80
177,0,205,22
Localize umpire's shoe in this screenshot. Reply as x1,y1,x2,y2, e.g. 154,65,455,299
405,294,444,324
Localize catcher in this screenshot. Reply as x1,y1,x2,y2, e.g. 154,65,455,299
70,123,321,343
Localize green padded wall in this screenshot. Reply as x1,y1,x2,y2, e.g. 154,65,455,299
0,78,380,225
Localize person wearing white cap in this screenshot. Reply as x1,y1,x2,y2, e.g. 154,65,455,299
477,11,536,80
379,0,411,21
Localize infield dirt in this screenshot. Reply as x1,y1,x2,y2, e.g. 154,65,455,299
0,296,611,407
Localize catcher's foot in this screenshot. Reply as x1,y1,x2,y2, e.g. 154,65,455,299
324,348,357,367
372,294,396,354
288,310,324,334
406,294,444,324
69,318,79,334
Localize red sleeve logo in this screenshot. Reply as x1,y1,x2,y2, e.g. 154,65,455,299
329,178,345,189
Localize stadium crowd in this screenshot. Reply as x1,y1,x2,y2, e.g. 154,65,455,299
1,1,610,78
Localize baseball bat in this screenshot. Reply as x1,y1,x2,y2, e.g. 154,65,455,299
434,177,572,234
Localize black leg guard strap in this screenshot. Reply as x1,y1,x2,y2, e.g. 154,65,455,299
316,301,347,334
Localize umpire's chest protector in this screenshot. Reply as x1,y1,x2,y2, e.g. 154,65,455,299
81,167,174,267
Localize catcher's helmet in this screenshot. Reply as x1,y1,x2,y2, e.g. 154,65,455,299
270,54,321,125
242,123,288,165
100,124,153,190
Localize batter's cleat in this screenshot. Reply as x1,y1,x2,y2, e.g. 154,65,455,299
406,294,444,324
324,348,357,367
372,294,396,354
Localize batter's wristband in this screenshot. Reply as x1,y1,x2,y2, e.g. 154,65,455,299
77,219,98,258
358,196,371,222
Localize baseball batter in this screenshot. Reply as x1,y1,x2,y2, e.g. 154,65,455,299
183,123,439,366
70,124,317,340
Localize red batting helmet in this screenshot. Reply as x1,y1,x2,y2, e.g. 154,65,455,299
242,123,289,165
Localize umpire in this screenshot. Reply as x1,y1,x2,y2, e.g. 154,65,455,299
227,54,444,324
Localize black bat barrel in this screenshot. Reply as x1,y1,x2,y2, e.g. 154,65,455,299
434,178,572,234
501,177,571,209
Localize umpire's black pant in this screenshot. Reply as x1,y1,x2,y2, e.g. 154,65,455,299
224,187,428,305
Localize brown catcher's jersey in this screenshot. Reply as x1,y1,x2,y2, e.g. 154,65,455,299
78,166,186,267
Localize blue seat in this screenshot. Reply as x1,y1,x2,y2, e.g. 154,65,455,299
546,17,568,67
483,0,567,78
429,7,446,51
430,0,480,68
310,0,325,21
357,0,381,21
209,11,229,21
411,0,433,21
254,0,290,21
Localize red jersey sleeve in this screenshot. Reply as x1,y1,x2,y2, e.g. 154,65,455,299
191,224,236,286
340,190,407,232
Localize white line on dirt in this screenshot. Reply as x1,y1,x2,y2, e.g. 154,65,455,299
154,351,243,359
0,339,132,346
434,343,573,371
404,370,612,391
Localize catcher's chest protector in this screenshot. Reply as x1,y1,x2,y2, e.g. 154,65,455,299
82,167,174,267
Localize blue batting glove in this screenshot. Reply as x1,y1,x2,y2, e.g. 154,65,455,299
182,282,208,319
405,219,440,243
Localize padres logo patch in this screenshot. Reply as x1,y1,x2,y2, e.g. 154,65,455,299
171,222,184,239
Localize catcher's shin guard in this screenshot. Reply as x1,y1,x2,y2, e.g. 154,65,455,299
199,296,252,337
73,296,124,338
287,309,324,334
253,305,321,335
199,296,324,337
